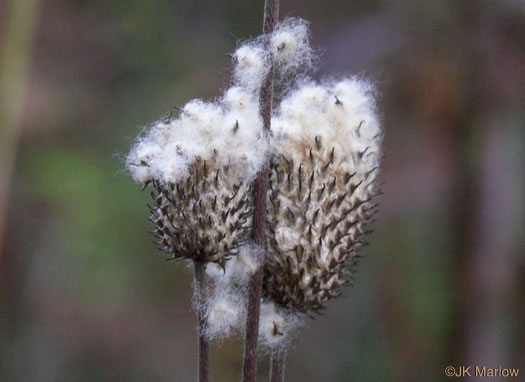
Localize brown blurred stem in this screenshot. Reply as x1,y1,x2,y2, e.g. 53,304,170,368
269,348,286,382
447,0,484,366
242,0,279,381
193,261,209,382
0,0,40,287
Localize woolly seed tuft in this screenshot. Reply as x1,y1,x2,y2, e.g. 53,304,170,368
264,77,382,314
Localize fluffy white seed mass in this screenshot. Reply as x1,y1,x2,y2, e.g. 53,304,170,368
233,42,270,92
271,18,314,75
272,77,381,178
204,291,245,340
126,88,267,185
203,245,263,340
258,301,301,350
271,76,382,205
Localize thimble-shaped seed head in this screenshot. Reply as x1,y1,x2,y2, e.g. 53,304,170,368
148,159,254,266
127,88,267,265
264,78,382,313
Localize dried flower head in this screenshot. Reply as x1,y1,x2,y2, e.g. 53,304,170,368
265,78,382,314
126,59,268,265
125,16,384,353
146,160,253,265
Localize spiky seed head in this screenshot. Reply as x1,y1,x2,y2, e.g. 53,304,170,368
264,78,382,314
265,144,380,312
127,47,268,265
148,159,254,266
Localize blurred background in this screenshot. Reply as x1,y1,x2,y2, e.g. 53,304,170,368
1,0,524,380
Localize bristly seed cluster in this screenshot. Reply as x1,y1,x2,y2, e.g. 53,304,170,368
126,17,382,350
266,135,380,313
264,78,382,318
148,159,253,267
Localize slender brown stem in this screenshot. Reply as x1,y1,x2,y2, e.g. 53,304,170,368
242,1,280,381
0,0,40,284
269,348,286,382
194,261,209,382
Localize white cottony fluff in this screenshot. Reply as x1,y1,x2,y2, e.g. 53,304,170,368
226,244,262,281
271,77,381,200
126,88,267,185
203,244,263,340
232,43,270,92
205,262,226,281
206,244,262,283
271,18,314,75
126,17,321,186
126,34,276,185
258,301,302,350
204,292,245,340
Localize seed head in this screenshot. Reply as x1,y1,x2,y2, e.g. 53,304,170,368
264,77,382,314
147,159,254,266
127,86,267,265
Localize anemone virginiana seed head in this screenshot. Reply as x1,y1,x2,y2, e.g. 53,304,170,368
264,77,382,313
126,83,268,265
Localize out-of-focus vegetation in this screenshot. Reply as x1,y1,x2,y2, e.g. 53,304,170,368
1,0,524,380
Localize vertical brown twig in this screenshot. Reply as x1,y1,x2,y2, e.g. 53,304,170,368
242,1,280,381
269,348,286,382
447,0,484,367
194,261,209,382
0,0,40,290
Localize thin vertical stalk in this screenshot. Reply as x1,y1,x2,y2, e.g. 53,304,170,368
242,1,280,381
194,261,209,382
269,348,286,382
0,0,40,281
447,0,484,367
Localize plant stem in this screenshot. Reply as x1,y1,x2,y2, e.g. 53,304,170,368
193,261,209,382
0,0,40,282
242,1,280,381
269,348,286,382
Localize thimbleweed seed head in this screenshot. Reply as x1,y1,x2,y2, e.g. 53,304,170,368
126,53,269,266
264,77,382,314
126,15,384,353
146,162,253,266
